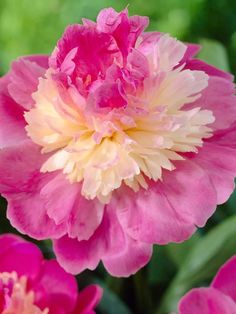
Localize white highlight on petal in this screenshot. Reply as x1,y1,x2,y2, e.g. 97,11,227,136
25,35,214,202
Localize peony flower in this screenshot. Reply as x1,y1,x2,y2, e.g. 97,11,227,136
178,255,236,314
0,7,236,277
0,233,102,314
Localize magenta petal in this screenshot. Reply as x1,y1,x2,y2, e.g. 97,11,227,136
180,43,201,64
40,173,79,225
0,76,26,148
0,233,26,254
103,238,152,277
0,237,43,281
7,192,66,240
212,256,236,303
159,159,217,227
73,285,102,314
186,59,233,81
116,185,195,245
53,219,106,275
36,260,78,314
117,159,216,245
67,196,104,241
192,142,236,204
0,141,45,193
50,24,117,82
179,287,236,314
188,76,236,131
8,56,48,110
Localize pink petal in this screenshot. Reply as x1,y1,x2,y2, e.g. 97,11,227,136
50,24,118,83
54,208,152,277
179,43,201,64
41,173,105,241
73,285,103,314
0,141,45,194
0,233,26,253
40,173,80,225
212,255,236,303
191,142,236,204
179,287,236,314
0,236,43,281
0,142,67,239
115,185,195,245
187,76,236,131
103,237,152,277
35,260,78,314
53,218,107,274
116,159,216,245
8,56,48,110
97,8,148,59
186,59,233,81
0,75,26,148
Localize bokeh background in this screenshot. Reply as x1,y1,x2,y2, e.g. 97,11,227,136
0,1,236,313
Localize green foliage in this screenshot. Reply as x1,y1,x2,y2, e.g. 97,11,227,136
158,215,236,313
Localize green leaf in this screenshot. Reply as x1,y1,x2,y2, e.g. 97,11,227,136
148,246,176,285
157,215,236,314
166,232,201,268
198,38,230,71
95,279,132,314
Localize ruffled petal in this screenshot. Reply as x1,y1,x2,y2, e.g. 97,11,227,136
8,55,48,110
0,76,26,148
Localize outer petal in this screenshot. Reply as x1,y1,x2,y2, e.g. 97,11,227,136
73,285,103,314
0,141,66,239
53,217,107,275
35,260,78,314
8,55,48,110
0,234,43,281
212,255,236,303
186,58,233,81
179,287,236,314
191,142,236,204
186,76,236,131
54,208,152,277
0,75,26,148
116,159,216,244
40,173,104,241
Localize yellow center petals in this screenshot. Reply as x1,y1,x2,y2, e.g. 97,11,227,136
0,272,48,314
25,66,214,202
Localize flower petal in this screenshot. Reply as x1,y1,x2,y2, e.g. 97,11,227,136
73,285,102,314
212,255,236,303
179,287,236,314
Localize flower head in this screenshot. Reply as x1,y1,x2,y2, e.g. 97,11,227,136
0,234,102,314
178,255,236,314
0,7,236,276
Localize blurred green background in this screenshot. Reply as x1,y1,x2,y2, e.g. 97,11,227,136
0,1,236,313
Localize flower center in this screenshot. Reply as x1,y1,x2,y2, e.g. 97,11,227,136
0,272,48,314
25,63,214,203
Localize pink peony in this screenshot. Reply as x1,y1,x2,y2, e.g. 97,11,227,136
0,7,236,277
178,255,236,314
0,233,102,314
